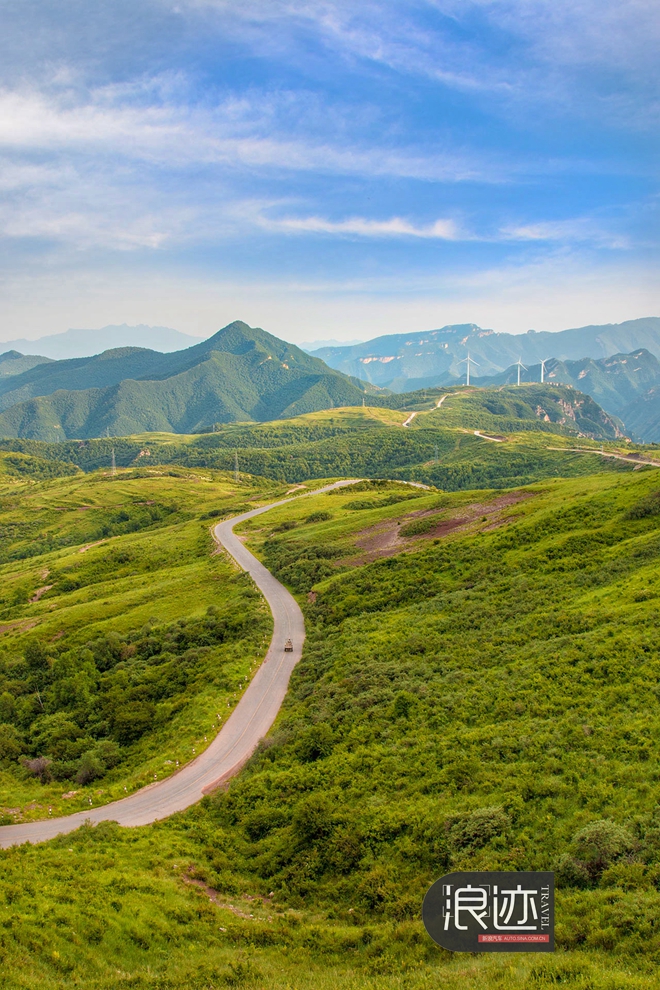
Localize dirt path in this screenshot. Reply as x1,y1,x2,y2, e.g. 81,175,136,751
348,490,533,565
403,411,417,427
474,430,506,443
547,447,660,468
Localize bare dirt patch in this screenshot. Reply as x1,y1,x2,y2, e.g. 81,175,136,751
79,539,107,554
29,585,53,603
0,618,39,637
345,491,534,565
184,876,276,921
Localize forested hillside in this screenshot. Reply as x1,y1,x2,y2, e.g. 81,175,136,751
0,387,637,494
0,322,371,438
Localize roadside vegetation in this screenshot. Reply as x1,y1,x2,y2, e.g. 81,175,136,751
2,441,660,987
0,458,277,819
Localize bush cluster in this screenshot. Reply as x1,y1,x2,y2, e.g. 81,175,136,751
0,606,254,785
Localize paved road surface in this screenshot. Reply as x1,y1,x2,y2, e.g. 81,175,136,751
0,480,357,849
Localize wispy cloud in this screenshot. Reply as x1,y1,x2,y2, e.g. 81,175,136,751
190,0,660,129
258,214,460,239
0,85,490,183
0,0,654,338
502,217,631,250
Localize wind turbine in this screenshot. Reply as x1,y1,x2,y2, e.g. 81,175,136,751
540,357,551,383
459,352,479,386
515,357,527,386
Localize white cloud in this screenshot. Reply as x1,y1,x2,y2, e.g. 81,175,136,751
0,85,489,182
187,0,660,129
258,214,460,239
502,217,631,250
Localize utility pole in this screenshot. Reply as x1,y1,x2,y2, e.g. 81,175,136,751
111,447,116,476
234,451,239,484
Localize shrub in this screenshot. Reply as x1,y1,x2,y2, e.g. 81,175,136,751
392,692,417,719
572,819,635,878
448,806,511,850
295,724,334,762
76,751,106,785
600,861,649,890
20,755,52,783
305,511,333,524
400,517,434,537
274,520,298,532
625,490,660,519
293,794,334,845
555,853,590,889
111,701,156,745
0,723,23,767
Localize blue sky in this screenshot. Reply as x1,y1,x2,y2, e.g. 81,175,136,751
0,0,657,343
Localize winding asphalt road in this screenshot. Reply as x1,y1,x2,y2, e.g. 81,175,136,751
0,480,357,849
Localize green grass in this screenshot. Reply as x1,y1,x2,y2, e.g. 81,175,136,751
0,463,284,820
3,451,660,987
0,400,648,491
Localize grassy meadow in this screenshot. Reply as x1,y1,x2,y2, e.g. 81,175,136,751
0,456,282,820
1,418,660,988
0,397,651,491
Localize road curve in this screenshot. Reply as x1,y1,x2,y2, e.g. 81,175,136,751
0,480,358,849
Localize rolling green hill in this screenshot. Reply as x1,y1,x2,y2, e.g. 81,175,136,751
2,467,660,988
0,322,372,439
0,384,633,497
0,460,283,820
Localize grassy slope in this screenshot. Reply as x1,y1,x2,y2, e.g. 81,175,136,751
2,468,660,986
0,400,649,492
0,459,284,820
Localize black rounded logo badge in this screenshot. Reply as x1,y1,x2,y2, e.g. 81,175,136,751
423,871,554,952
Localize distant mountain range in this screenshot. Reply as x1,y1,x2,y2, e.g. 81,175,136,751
311,317,660,388
309,318,660,441
2,315,660,442
0,324,203,360
299,337,364,352
0,321,371,441
448,349,658,443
